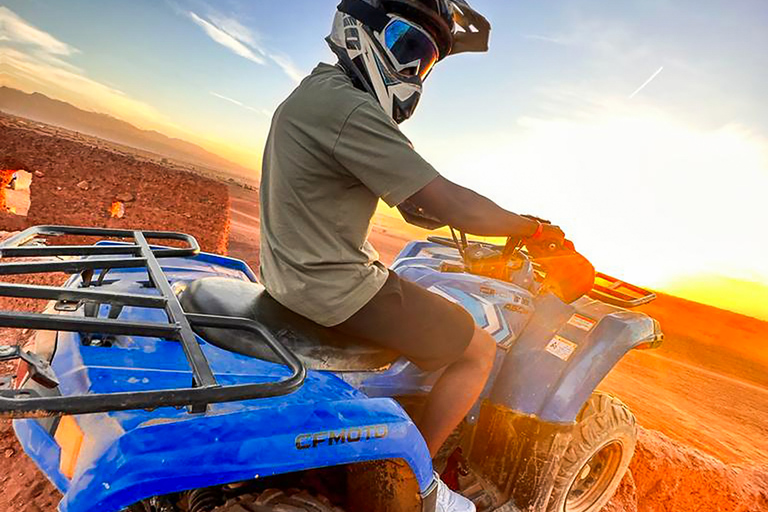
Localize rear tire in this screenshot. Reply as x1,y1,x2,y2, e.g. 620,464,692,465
547,392,637,512
212,489,345,512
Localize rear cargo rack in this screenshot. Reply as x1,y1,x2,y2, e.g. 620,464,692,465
0,225,306,418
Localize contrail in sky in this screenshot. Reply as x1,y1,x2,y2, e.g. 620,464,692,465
629,66,664,99
210,91,271,118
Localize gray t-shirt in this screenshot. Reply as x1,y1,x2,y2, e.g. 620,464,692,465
259,63,439,326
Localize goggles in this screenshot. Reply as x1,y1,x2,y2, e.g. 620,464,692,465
382,18,439,80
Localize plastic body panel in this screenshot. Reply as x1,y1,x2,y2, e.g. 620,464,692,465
59,396,428,512
13,419,69,491
13,250,433,512
13,240,661,511
391,242,536,347
392,241,661,424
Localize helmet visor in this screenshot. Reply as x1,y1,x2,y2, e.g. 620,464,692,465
384,19,439,80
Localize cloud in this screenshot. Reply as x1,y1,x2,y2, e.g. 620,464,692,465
210,91,271,117
268,53,304,84
524,19,654,66
0,6,78,55
523,34,571,45
206,14,258,49
187,10,303,83
188,12,265,65
3,48,170,128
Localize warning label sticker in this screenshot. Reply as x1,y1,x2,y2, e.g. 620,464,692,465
546,335,578,361
567,313,597,332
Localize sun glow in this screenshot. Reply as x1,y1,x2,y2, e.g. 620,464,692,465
413,104,768,319
664,275,768,321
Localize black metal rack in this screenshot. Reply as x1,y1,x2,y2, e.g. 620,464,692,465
0,225,306,418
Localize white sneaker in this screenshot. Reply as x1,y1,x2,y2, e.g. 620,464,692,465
435,474,476,512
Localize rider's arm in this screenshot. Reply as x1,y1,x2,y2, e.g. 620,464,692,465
404,176,540,237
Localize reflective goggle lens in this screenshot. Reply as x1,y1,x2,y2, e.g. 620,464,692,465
384,19,439,80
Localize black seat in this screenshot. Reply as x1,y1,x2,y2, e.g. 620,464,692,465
179,277,399,371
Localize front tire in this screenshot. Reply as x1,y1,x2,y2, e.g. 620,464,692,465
213,489,345,512
547,392,637,512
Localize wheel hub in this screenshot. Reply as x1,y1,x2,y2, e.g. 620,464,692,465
565,441,624,512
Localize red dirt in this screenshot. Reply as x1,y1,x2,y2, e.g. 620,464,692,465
604,428,768,512
598,295,768,468
0,114,230,254
0,111,233,511
0,232,67,511
0,333,62,512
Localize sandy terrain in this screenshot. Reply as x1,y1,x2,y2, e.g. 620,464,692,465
227,184,261,269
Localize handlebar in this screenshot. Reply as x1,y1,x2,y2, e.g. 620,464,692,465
427,227,595,304
427,228,655,308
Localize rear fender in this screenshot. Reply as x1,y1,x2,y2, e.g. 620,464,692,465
58,397,432,512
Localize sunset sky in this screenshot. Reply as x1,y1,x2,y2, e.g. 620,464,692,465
2,0,767,319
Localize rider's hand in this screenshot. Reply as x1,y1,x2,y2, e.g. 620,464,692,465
528,222,567,252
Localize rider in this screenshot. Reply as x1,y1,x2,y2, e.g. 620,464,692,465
259,1,565,510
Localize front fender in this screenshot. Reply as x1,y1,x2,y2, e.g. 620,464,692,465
58,397,432,512
489,293,662,424
473,293,661,510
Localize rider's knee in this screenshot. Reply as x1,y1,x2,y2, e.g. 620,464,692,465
468,327,496,370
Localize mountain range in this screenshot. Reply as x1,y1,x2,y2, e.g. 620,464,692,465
0,87,255,177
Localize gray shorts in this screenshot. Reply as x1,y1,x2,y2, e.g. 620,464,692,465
333,271,475,371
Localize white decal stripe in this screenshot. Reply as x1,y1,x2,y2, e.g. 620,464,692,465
471,294,501,335
428,285,460,304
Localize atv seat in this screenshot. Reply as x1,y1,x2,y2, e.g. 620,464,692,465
179,277,400,372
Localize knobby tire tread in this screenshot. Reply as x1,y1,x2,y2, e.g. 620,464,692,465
546,392,637,512
213,489,344,512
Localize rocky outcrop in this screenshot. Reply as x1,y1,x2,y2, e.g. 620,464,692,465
0,117,230,254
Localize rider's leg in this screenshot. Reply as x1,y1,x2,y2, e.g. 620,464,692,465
417,326,496,457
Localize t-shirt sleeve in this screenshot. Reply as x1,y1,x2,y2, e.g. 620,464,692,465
332,100,439,207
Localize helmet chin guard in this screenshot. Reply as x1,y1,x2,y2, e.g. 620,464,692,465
327,0,490,123
327,12,424,124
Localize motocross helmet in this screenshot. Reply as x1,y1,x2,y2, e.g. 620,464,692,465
327,0,491,123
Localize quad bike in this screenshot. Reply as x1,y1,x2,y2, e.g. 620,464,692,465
0,225,662,512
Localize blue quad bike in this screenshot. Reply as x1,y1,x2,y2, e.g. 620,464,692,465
0,225,662,512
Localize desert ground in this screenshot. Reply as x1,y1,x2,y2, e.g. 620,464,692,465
0,119,765,510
